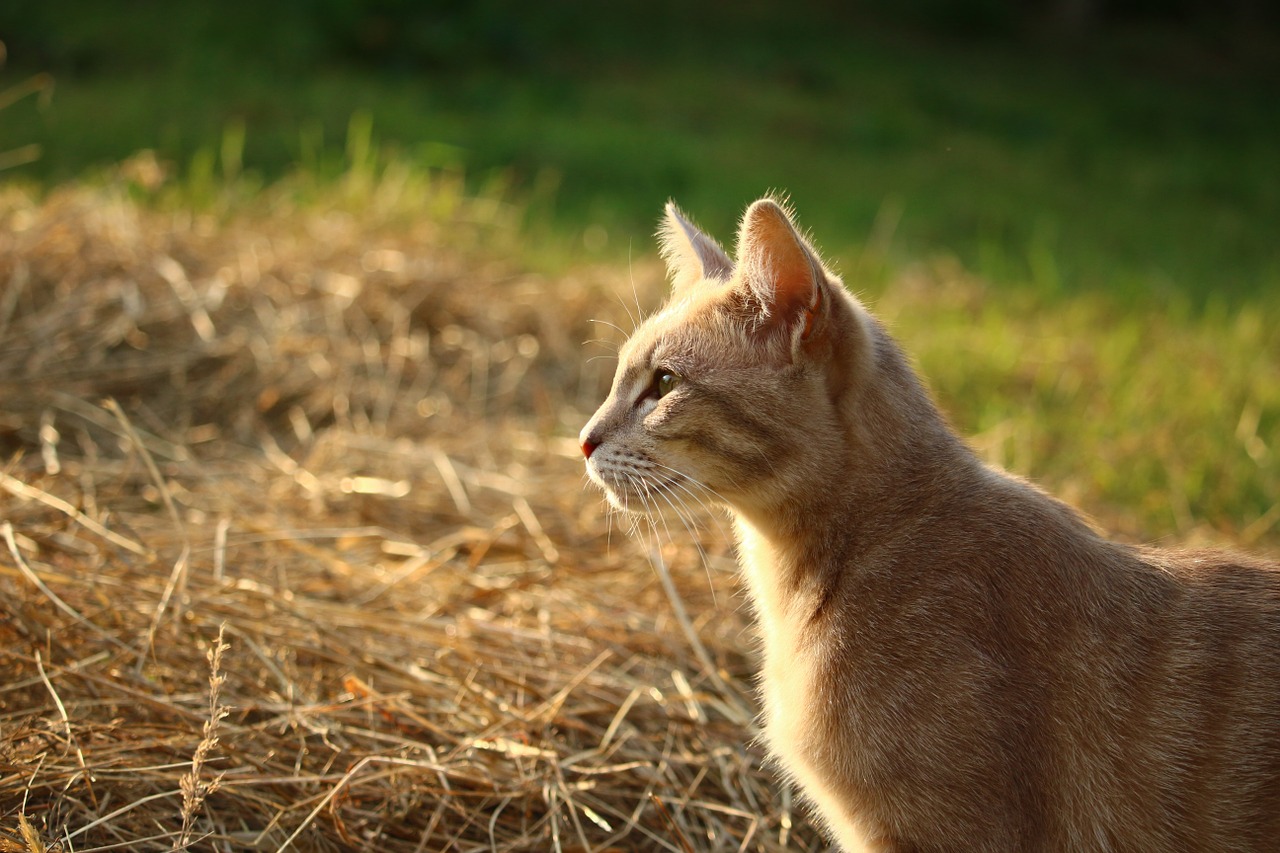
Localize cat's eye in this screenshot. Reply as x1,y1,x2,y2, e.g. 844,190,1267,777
655,371,682,399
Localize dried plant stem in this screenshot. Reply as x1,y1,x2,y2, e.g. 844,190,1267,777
0,471,150,556
35,649,97,809
173,624,229,851
648,543,753,725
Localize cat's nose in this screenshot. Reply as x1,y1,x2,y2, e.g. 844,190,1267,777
579,423,602,459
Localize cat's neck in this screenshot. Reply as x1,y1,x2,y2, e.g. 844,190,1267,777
727,321,991,644
736,322,976,560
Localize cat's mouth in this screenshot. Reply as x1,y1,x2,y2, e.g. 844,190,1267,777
586,462,683,517
586,467,651,514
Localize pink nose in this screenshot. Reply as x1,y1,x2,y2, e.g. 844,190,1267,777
581,438,598,459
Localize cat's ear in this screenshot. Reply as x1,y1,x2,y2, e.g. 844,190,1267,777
736,197,829,350
658,201,734,292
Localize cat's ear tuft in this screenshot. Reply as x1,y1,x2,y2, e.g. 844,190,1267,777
736,197,829,348
658,201,734,292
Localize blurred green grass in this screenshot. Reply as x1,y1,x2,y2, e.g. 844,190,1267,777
875,275,1280,547
2,5,1277,303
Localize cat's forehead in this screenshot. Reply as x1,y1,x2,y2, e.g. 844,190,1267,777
618,321,689,374
623,296,708,363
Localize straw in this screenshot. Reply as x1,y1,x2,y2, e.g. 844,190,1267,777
0,173,826,850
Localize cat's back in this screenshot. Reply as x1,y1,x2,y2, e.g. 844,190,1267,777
1131,546,1280,849
828,468,1280,851
1054,542,1280,852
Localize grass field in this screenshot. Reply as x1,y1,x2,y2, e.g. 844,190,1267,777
3,8,1278,302
1,9,1279,848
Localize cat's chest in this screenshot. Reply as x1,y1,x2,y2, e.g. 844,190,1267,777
736,519,871,842
734,521,834,743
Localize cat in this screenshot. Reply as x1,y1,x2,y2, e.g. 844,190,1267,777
579,196,1280,852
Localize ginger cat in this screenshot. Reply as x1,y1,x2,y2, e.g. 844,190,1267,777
580,197,1280,852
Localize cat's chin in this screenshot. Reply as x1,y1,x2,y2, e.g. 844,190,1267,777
584,471,662,517
594,481,652,516
605,494,648,516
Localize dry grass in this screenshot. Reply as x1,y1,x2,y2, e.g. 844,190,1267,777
0,163,823,851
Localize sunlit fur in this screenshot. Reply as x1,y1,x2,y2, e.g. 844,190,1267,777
581,197,1280,852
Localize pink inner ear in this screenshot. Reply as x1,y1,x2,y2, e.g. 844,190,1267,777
740,201,820,329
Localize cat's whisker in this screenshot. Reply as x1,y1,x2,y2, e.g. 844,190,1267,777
659,457,748,502
646,464,738,550
648,477,721,605
632,487,667,559
584,477,621,559
657,477,719,535
635,477,664,521
634,482,747,719
602,507,614,547
623,484,652,542
651,476,723,544
604,501,616,557
622,466,710,572
581,336,620,352
609,285,640,335
646,459,724,501
626,238,647,333
619,487,635,529
647,460,733,517
638,477,680,545
587,318,629,340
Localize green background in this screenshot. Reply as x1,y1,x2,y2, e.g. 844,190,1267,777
2,0,1278,303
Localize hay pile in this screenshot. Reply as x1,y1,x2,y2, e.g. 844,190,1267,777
0,165,825,851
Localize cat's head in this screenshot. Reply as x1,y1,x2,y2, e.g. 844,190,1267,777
580,197,875,523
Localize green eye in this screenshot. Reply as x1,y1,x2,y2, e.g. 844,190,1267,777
655,371,682,398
